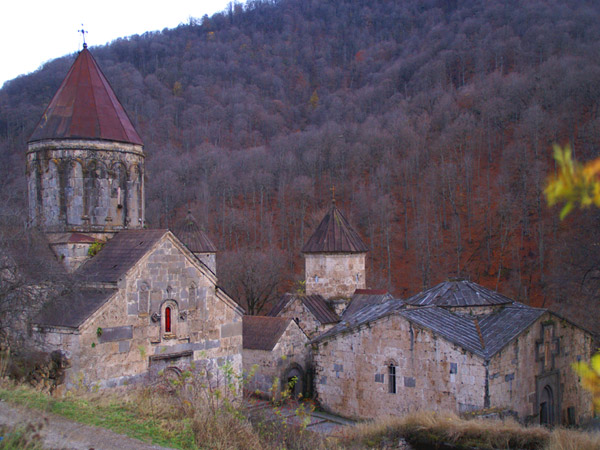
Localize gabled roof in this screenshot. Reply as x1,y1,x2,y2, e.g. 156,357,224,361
76,229,167,283
342,289,393,319
404,280,513,307
301,204,368,254
313,280,550,360
477,306,547,357
399,305,546,359
171,211,217,253
268,293,339,324
243,316,293,351
28,48,143,146
34,288,117,328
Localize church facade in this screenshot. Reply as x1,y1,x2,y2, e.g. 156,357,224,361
311,281,594,425
29,45,243,389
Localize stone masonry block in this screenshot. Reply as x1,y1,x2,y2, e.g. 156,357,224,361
99,326,133,343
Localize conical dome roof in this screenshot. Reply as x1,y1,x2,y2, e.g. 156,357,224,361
172,212,217,253
28,47,143,145
302,204,368,253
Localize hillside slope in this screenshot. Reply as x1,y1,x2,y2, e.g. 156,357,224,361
2,0,600,325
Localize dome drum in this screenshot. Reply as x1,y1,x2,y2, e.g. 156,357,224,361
27,139,144,233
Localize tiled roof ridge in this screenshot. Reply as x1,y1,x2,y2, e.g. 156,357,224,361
34,287,118,328
301,294,339,324
473,318,485,350
243,315,293,350
75,229,167,283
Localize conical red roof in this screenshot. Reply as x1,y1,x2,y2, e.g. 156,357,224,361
28,48,143,145
302,204,368,253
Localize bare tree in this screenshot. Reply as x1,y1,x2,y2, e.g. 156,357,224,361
218,246,287,315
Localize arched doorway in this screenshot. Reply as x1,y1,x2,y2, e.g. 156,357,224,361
283,364,304,399
540,384,554,425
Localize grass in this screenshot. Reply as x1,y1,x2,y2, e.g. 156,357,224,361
0,423,50,450
0,380,195,449
337,411,600,450
0,375,334,450
2,376,599,450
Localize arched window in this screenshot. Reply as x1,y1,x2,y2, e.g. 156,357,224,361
165,306,172,333
388,363,397,394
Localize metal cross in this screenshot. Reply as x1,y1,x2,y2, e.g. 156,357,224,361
78,25,88,49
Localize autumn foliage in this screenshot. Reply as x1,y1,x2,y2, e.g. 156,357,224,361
1,0,600,328
546,145,600,219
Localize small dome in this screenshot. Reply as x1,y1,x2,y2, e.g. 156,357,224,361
172,212,217,253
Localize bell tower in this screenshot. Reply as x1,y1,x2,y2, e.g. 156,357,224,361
26,45,145,270
302,202,368,299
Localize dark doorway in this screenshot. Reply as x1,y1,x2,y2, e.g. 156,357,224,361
540,385,554,425
283,365,304,399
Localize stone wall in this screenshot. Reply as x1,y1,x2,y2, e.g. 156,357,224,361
195,252,216,275
314,311,594,424
305,253,365,299
243,321,310,398
27,139,144,235
34,233,243,389
487,312,594,425
314,315,487,419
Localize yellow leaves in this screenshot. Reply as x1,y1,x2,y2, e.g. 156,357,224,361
545,145,600,219
573,353,600,412
172,81,183,97
309,89,319,109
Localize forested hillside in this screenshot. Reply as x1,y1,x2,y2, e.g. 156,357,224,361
2,0,600,324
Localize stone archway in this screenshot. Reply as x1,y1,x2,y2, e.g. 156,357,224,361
540,385,554,425
536,372,559,426
283,364,304,399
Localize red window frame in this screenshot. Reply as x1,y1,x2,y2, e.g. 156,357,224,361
165,306,172,333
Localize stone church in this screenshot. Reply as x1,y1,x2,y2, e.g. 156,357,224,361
28,45,243,389
265,203,595,426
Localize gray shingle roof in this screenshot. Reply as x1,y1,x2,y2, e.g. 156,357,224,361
76,229,167,283
268,293,340,324
315,298,405,341
477,306,546,357
34,288,117,328
404,280,513,307
399,307,485,356
301,205,368,253
342,289,393,318
314,280,548,360
243,316,292,351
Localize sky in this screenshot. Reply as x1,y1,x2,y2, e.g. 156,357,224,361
1,0,241,87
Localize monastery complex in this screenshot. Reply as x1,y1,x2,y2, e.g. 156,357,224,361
19,45,596,427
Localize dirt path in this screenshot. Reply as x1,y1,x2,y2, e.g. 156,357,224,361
0,399,175,450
